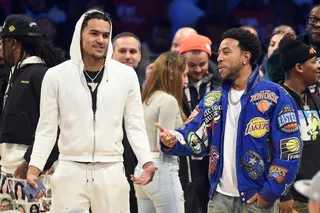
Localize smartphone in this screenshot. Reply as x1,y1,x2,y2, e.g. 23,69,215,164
23,178,46,201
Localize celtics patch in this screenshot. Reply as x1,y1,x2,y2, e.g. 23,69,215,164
187,131,202,154
250,90,279,114
240,151,265,180
268,164,288,184
204,91,222,107
277,105,299,133
245,117,270,138
280,137,301,160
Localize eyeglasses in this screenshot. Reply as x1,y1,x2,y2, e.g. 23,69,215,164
307,17,320,26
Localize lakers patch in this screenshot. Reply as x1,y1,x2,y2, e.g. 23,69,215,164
204,91,222,107
268,164,288,184
277,105,299,133
250,90,279,113
187,131,202,154
280,137,301,160
245,117,270,138
185,107,201,124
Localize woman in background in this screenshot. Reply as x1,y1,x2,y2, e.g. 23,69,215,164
134,52,188,213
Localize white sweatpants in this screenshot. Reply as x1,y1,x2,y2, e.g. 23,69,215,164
50,160,130,213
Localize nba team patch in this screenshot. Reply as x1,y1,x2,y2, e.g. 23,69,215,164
208,146,220,179
250,90,279,114
195,122,209,147
240,150,265,180
185,107,201,124
245,117,270,138
280,137,301,160
277,105,299,133
187,131,202,154
204,91,222,107
204,105,222,124
268,164,288,184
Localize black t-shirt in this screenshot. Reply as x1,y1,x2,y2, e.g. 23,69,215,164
83,67,104,114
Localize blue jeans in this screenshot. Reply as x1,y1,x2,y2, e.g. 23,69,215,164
134,154,185,213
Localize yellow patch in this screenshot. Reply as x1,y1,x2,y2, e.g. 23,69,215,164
8,25,15,32
245,117,270,138
21,80,29,84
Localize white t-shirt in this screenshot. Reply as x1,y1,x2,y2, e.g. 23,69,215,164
216,87,244,197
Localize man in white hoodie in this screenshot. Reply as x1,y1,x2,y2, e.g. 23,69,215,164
26,9,156,213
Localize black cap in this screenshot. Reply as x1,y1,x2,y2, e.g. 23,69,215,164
279,37,317,71
0,14,42,37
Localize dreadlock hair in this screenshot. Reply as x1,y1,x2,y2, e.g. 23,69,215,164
222,28,262,65
13,27,66,68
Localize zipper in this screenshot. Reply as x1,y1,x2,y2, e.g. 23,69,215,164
92,114,96,163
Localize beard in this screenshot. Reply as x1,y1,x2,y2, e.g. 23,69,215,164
223,62,242,80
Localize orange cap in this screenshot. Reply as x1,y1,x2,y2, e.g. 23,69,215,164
179,34,212,56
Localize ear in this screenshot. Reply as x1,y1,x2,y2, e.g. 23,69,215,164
11,39,18,50
242,51,251,65
295,63,303,73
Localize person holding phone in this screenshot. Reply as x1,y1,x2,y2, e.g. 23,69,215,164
27,8,156,213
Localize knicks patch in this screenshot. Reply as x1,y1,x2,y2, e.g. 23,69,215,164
250,90,279,113
268,164,288,184
280,137,301,160
240,151,265,180
187,131,202,154
245,117,270,138
185,107,201,124
204,91,222,107
277,105,299,133
208,146,219,179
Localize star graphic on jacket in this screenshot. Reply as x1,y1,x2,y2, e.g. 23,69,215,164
249,158,256,165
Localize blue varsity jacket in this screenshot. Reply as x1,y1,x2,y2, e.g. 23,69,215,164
161,66,302,204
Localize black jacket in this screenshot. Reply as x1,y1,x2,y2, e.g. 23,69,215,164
0,62,58,171
281,85,320,202
183,61,222,116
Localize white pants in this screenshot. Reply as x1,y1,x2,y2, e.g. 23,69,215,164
50,160,130,213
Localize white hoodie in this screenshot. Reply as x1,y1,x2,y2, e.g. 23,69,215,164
30,10,152,171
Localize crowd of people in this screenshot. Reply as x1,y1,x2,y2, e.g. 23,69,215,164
0,2,318,213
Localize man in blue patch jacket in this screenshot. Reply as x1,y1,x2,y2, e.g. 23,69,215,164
155,28,302,213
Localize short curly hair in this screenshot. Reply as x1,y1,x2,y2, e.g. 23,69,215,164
222,28,261,65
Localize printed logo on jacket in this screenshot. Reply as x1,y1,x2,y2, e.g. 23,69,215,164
280,137,301,160
204,91,222,107
240,150,265,180
277,105,299,133
250,90,279,114
245,117,270,138
268,164,288,184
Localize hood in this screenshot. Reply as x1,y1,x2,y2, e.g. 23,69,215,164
69,9,113,64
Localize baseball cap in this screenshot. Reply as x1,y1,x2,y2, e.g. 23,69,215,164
294,171,320,203
0,14,42,37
